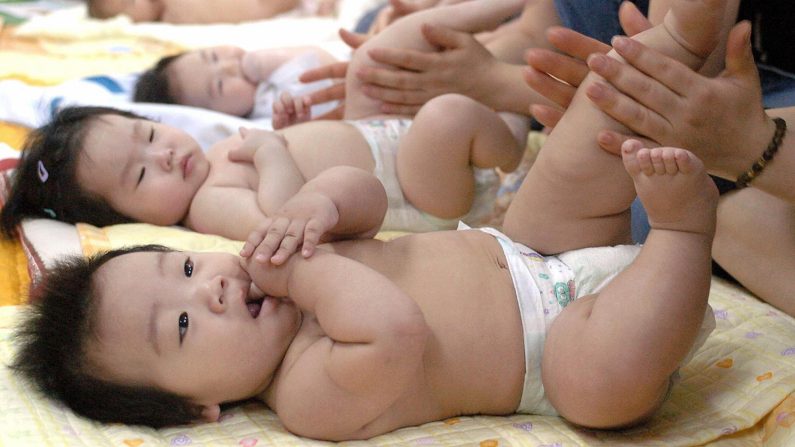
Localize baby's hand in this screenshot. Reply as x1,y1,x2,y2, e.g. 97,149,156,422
229,127,288,164
272,91,312,130
239,191,340,265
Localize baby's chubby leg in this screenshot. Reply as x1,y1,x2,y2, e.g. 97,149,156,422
396,94,523,219
541,143,718,428
503,0,727,254
344,0,525,119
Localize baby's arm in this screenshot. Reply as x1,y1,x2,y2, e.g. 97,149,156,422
240,166,387,264
242,250,429,441
242,46,337,83
231,128,305,215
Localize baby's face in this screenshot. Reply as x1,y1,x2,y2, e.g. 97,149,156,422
88,250,302,412
77,114,210,226
168,47,258,117
91,0,162,22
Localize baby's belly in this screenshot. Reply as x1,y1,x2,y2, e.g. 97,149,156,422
335,231,527,419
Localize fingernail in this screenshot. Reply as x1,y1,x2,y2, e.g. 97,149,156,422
588,54,608,71
587,82,606,100
256,254,267,263
598,132,614,145
612,36,631,52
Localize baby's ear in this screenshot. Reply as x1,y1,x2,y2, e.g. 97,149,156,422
198,404,221,423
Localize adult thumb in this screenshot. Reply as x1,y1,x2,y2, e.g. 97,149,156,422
421,23,468,50
724,21,756,80
390,0,419,17
339,28,368,49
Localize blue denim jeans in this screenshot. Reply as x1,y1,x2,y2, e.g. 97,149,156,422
554,0,650,44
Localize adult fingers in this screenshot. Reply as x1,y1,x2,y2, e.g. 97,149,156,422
522,64,576,109
530,104,564,129
357,64,425,90
306,82,346,105
723,21,757,82
380,102,422,116
586,53,679,115
421,23,471,50
367,47,436,71
525,47,589,87
585,79,671,141
618,1,652,36
339,28,369,49
361,83,431,106
299,61,348,83
546,26,610,61
597,130,658,155
610,36,695,96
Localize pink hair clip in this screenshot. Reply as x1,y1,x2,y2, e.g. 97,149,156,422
37,160,49,183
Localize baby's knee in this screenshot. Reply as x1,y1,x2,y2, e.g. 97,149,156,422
548,371,670,429
416,94,484,129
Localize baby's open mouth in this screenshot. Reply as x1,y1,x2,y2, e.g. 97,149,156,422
246,297,264,318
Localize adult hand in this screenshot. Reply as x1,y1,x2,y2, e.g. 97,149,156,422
356,23,497,115
524,1,651,128
585,21,773,180
294,27,373,121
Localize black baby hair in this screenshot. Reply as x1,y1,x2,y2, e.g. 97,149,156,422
134,53,184,104
0,106,144,239
11,244,204,428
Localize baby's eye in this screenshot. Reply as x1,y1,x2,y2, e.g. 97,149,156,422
136,167,146,186
217,79,224,95
149,126,155,143
184,257,193,277
178,312,189,344
211,52,218,63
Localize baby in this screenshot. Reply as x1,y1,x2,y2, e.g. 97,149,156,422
134,44,344,119
2,0,529,241
13,0,725,440
86,0,308,24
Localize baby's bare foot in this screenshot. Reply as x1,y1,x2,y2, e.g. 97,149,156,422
622,140,718,236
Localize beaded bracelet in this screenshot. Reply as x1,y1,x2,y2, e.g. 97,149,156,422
736,117,787,188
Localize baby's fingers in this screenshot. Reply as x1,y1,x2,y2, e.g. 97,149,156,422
270,219,306,265
301,218,326,258
253,218,290,263
240,219,272,257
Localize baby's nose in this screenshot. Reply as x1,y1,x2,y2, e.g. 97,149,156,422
218,59,240,76
153,148,174,170
207,276,228,314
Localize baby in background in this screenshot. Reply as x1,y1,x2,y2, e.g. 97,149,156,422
12,0,727,440
134,44,347,120
86,0,334,24
2,0,529,243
